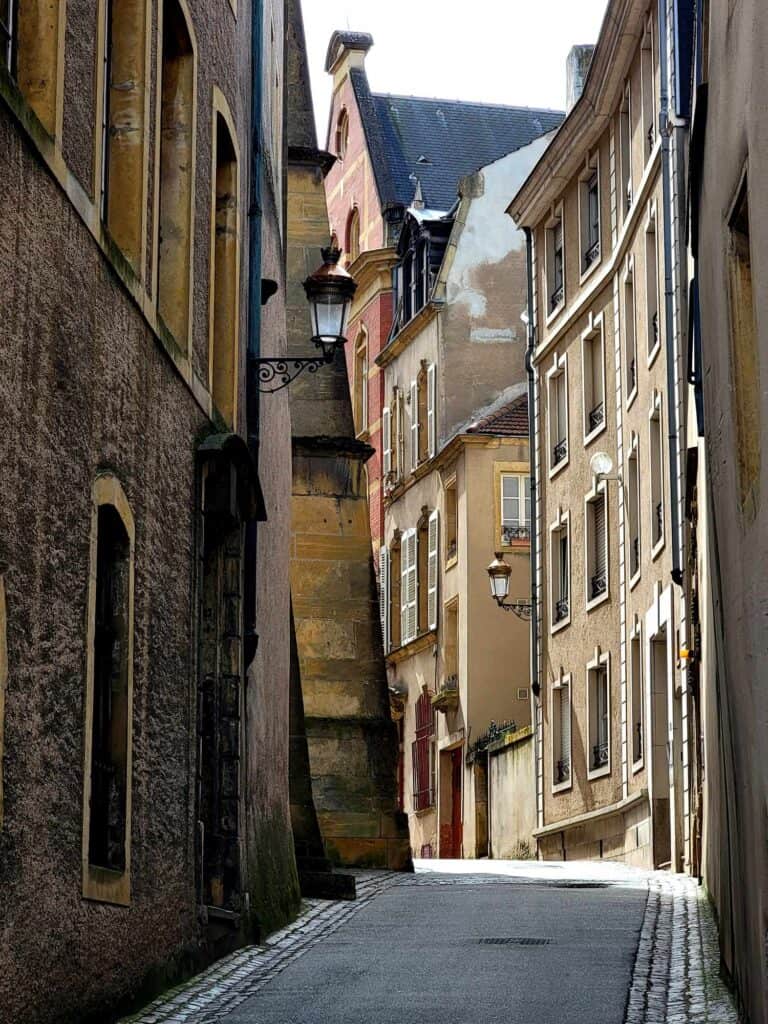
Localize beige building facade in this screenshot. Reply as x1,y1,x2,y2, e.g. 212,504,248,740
510,0,693,869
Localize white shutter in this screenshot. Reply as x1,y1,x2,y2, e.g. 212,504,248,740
410,379,419,470
427,363,436,458
401,529,417,644
427,510,439,630
382,407,392,477
560,683,571,772
379,546,390,652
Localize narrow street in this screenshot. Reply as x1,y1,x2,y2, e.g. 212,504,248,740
125,863,737,1024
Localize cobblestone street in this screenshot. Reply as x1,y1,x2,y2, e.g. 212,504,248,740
123,862,738,1024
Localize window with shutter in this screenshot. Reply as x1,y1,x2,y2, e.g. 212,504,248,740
382,407,392,478
427,363,436,458
553,679,571,786
401,529,418,644
379,546,390,652
427,510,439,630
588,658,610,774
588,492,607,601
410,380,419,470
412,691,435,811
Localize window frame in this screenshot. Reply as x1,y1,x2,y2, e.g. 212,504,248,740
335,107,349,160
354,327,368,437
586,649,611,781
551,673,572,794
630,617,644,772
584,480,609,611
546,353,569,478
627,433,642,588
400,527,418,645
645,202,662,367
545,205,566,322
623,256,638,408
649,392,665,559
549,509,571,634
579,154,601,281
444,473,458,567
581,313,607,446
498,468,531,548
619,80,633,221
412,690,436,812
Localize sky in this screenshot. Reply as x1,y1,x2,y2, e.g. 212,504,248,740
303,0,609,145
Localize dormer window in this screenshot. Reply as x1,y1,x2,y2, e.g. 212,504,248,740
393,239,429,332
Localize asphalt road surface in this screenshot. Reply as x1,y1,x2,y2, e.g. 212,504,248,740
221,873,646,1024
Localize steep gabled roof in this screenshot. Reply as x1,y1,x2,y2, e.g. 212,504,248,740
349,68,564,212
467,394,529,438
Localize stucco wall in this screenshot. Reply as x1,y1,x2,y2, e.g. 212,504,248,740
489,729,536,860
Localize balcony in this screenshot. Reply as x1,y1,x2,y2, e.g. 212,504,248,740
502,524,531,545
550,283,564,312
588,402,604,433
592,741,609,770
553,438,567,467
584,239,600,270
554,598,569,623
431,674,459,714
590,570,607,601
555,758,571,785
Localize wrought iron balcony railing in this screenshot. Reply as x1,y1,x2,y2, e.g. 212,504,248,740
553,438,567,466
502,524,531,544
652,310,659,347
555,598,569,623
555,757,571,784
648,122,655,153
584,239,600,269
626,182,633,211
588,402,604,432
634,722,643,763
628,357,637,393
592,741,609,770
446,538,458,561
655,501,663,543
590,570,607,600
631,536,640,577
550,283,564,311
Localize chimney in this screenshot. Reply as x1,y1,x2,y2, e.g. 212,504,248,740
566,45,595,112
324,31,374,89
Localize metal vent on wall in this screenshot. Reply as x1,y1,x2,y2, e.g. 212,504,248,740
479,937,552,946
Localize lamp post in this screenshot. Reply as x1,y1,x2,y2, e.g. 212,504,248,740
255,245,357,393
486,552,532,621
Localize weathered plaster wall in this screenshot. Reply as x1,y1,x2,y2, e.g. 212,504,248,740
489,729,536,860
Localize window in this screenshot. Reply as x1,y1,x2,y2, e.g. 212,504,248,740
445,476,458,564
388,532,402,650
427,510,439,631
501,474,531,544
382,405,392,479
384,387,404,486
354,329,368,434
547,356,568,472
587,654,610,776
392,236,431,334
582,316,605,440
415,507,438,634
210,108,239,427
157,0,195,348
9,0,62,134
550,513,570,629
727,176,760,519
650,399,664,551
409,378,420,471
379,546,390,653
99,0,149,267
580,159,600,274
624,259,637,400
645,209,660,360
82,476,135,905
0,576,6,828
346,207,360,263
412,690,436,811
627,439,641,581
641,14,656,157
619,82,632,217
585,486,608,605
335,107,349,159
552,675,571,789
400,528,418,645
630,622,643,768
417,362,430,464
546,212,565,313
444,598,458,687
426,362,436,458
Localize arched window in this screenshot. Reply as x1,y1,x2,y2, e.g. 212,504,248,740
354,326,368,435
99,0,149,269
5,0,63,134
157,0,195,348
335,107,349,159
210,106,239,427
346,206,360,263
82,474,135,906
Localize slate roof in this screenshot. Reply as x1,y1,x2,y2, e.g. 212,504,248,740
467,394,529,438
350,68,564,212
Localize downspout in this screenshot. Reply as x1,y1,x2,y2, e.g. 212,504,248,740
244,0,265,667
658,0,684,587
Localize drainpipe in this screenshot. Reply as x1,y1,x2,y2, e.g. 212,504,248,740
658,0,683,587
244,0,265,667
524,228,539,702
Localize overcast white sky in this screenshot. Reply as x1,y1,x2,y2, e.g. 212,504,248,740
304,0,609,145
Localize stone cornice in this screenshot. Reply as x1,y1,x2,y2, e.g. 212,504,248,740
507,0,648,228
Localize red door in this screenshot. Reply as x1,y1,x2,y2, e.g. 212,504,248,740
451,748,463,857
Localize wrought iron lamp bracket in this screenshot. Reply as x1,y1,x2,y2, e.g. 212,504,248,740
494,598,533,621
254,341,336,394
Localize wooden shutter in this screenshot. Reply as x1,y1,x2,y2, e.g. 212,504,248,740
382,407,392,477
401,530,417,644
427,510,439,630
594,495,606,577
379,546,390,652
427,363,436,458
560,682,571,772
410,380,419,470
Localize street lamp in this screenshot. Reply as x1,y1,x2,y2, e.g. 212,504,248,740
486,552,532,621
256,245,357,393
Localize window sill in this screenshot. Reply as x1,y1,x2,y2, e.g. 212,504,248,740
651,536,665,562
632,758,644,776
579,253,602,286
647,340,661,370
445,554,458,571
355,427,370,443
545,298,566,328
548,452,570,480
414,805,436,818
629,569,642,592
626,385,638,411
551,614,571,636
386,629,438,664
500,541,531,554
587,763,611,782
552,778,573,795
586,589,609,613
83,864,130,906
583,420,606,449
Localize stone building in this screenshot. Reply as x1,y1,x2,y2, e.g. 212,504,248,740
508,0,695,869
686,0,768,1019
322,31,563,562
0,1,305,1019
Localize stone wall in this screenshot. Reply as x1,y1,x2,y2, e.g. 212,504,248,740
488,728,536,860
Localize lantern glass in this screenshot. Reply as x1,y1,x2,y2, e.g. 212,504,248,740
304,245,357,349
487,554,511,602
310,289,349,344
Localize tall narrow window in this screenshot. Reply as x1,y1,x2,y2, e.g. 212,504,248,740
586,488,608,604
426,362,436,458
551,516,570,627
417,363,430,464
624,261,637,399
641,15,656,158
445,477,458,564
650,403,664,550
395,388,405,480
427,510,439,631
727,178,761,518
646,212,660,359
410,378,420,471
553,676,571,788
354,330,368,434
335,107,349,159
157,0,195,348
628,442,641,580
620,83,632,217
547,214,564,313
444,599,458,688
582,319,605,439
379,546,390,652
400,528,418,645
630,625,643,767
100,0,149,267
389,532,402,650
83,476,135,905
548,359,568,470
382,405,392,479
588,658,610,774
346,206,360,263
501,474,531,544
412,690,436,811
13,0,62,133
580,160,600,274
210,111,239,427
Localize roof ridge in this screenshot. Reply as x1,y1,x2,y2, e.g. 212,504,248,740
371,91,564,116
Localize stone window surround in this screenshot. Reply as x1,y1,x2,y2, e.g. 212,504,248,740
581,310,607,447
544,202,566,325
627,431,642,590
584,478,610,613
495,461,532,551
624,254,638,409
629,614,644,774
578,150,602,284
586,647,612,782
551,671,573,795
548,507,571,635
546,351,569,480
648,389,665,560
644,200,662,369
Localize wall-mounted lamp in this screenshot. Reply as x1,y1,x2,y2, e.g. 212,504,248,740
255,245,357,393
486,552,532,621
